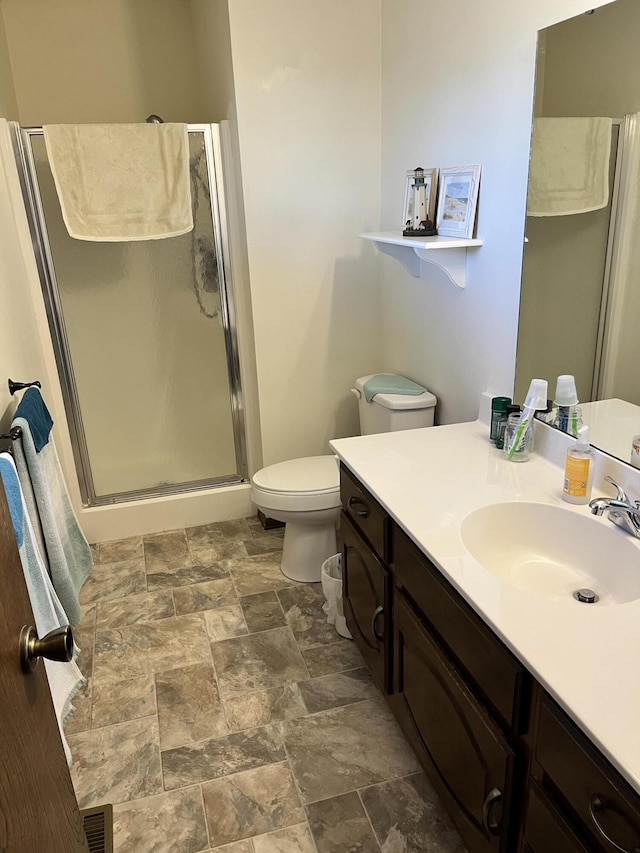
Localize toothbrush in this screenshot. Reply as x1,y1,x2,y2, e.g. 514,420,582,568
569,407,580,437
507,406,535,459
507,378,548,459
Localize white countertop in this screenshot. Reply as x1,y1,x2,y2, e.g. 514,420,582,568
330,419,640,794
581,398,640,463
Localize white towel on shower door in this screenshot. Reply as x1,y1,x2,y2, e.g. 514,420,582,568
527,117,612,216
43,122,193,241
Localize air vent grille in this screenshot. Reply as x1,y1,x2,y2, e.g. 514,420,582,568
81,803,113,853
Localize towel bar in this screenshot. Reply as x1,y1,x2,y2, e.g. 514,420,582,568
0,426,23,441
8,378,41,395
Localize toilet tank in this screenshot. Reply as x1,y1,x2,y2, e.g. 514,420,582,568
353,374,437,435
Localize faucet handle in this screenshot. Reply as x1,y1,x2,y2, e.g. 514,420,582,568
604,476,629,503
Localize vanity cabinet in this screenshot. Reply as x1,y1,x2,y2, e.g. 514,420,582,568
526,695,640,853
341,514,390,693
393,526,529,734
522,784,587,853
392,526,524,853
338,462,640,853
393,591,516,853
340,465,391,694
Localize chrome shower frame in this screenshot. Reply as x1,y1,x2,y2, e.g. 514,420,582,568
11,123,249,506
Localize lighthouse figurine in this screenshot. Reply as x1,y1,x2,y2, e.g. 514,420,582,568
403,167,436,237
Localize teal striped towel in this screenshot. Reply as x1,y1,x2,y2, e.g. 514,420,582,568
12,388,93,626
363,374,427,403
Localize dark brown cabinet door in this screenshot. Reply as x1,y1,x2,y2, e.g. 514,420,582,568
341,513,390,693
393,592,516,853
535,698,640,853
523,785,588,853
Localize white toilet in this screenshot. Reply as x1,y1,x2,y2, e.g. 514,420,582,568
251,374,437,582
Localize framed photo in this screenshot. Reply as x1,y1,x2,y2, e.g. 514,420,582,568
402,167,438,234
436,165,481,238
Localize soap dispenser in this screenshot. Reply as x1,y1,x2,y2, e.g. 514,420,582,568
562,425,595,504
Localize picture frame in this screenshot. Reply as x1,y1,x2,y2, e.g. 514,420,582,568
435,165,481,238
402,167,438,235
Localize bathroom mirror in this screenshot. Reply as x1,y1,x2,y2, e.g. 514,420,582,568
515,0,640,464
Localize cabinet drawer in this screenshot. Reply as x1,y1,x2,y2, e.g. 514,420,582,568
536,697,640,853
524,784,588,853
341,513,390,693
340,464,388,561
394,592,515,853
394,525,528,731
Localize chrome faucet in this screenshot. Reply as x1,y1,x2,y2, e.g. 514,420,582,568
589,476,640,538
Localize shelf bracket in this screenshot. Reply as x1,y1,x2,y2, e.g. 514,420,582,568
359,232,482,289
375,241,421,277
413,247,468,289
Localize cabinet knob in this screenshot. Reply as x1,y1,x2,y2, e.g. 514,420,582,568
348,496,369,519
482,787,502,836
589,795,640,853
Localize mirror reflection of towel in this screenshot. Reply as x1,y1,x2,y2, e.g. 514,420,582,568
527,117,612,216
43,123,193,241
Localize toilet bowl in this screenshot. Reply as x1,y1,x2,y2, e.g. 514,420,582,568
252,373,437,583
251,456,340,582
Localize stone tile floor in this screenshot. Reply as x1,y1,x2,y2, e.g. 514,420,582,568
68,516,466,852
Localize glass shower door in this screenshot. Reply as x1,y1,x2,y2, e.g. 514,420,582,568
18,125,247,505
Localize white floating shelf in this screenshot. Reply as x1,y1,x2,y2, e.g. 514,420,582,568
359,231,483,289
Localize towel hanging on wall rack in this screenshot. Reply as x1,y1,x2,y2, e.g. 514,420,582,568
0,426,23,442
1,379,42,440
11,387,93,625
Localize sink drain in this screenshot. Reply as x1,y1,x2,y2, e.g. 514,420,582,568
573,588,599,604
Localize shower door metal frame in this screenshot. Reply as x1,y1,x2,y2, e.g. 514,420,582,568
11,122,248,506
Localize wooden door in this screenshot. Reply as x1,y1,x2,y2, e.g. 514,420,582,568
0,481,88,852
341,513,390,694
394,592,516,853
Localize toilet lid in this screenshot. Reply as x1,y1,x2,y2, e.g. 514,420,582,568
252,455,339,495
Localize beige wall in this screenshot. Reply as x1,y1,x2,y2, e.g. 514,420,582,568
2,0,203,124
0,120,74,478
227,0,383,466
378,0,616,426
542,0,640,118
191,0,236,123
0,11,18,120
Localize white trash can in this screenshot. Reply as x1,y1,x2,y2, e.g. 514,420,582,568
321,553,352,639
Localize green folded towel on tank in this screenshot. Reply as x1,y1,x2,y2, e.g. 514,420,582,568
362,374,427,403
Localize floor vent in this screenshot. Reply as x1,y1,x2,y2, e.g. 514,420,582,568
81,804,114,853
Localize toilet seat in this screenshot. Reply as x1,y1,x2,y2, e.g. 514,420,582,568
251,456,340,513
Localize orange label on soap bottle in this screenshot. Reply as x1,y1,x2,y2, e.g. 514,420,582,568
563,456,590,496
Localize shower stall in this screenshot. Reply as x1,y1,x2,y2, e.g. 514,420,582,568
12,123,248,507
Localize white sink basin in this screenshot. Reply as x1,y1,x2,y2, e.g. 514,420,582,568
460,502,640,605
